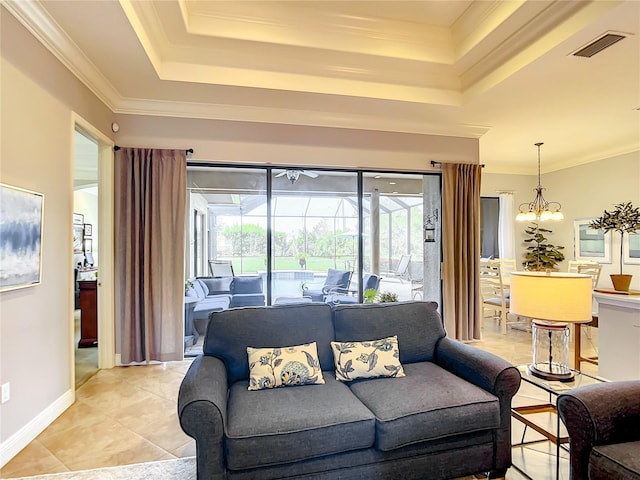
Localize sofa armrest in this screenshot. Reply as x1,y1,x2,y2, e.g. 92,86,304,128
435,337,521,397
178,355,228,478
557,381,640,480
435,337,521,474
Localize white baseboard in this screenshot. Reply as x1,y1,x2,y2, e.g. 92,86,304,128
0,388,74,468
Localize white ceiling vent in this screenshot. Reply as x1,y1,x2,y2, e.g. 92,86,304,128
571,32,627,58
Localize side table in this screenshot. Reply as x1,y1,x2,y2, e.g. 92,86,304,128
511,365,605,479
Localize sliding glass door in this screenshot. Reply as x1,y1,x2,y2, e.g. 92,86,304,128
186,165,441,307
270,169,358,302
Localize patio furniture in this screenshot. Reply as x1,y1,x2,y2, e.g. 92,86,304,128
303,268,352,301
208,260,234,277
326,273,381,304
273,296,313,305
387,254,411,283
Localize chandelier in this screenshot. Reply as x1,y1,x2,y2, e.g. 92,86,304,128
516,142,564,222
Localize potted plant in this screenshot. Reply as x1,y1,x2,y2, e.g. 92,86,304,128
297,252,307,269
363,288,378,303
522,223,565,271
377,291,399,303
590,202,640,291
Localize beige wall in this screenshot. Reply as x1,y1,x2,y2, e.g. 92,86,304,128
1,8,113,460
113,115,479,171
483,151,640,290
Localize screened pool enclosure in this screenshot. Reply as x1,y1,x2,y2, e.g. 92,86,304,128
186,166,442,305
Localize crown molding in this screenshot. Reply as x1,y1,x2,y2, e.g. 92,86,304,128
2,0,121,111
180,1,454,63
115,97,490,139
460,0,621,96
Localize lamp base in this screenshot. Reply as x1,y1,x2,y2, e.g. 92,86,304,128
528,363,575,382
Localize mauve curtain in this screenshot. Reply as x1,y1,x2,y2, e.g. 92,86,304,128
441,163,482,341
115,148,186,363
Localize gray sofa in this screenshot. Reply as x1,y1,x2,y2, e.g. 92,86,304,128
187,276,265,323
557,381,640,480
178,301,521,480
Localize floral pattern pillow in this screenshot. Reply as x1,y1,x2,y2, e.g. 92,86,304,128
331,336,405,382
247,342,325,390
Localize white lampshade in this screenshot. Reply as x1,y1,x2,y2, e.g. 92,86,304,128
509,272,592,323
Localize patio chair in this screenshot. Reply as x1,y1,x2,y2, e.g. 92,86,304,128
303,268,352,302
387,254,411,283
326,273,381,304
209,260,234,278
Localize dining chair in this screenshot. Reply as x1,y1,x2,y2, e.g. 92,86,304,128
568,261,602,369
480,260,511,334
480,259,530,334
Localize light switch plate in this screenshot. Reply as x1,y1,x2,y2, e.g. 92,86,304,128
1,383,10,403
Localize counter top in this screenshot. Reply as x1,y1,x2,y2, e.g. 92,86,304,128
593,291,640,309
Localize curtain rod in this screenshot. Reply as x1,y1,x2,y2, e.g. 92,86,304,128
114,145,194,155
430,160,485,168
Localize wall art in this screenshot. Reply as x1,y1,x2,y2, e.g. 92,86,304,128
0,183,45,292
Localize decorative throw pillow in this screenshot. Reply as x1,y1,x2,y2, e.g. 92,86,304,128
247,342,325,390
331,336,405,382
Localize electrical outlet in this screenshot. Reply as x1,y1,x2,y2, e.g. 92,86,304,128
1,383,10,403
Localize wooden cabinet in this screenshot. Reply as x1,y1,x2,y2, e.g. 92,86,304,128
78,280,98,347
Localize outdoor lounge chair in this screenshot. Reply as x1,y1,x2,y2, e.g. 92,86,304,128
303,268,352,301
388,254,411,282
326,273,381,304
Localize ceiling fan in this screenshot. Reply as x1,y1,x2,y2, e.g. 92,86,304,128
275,168,319,184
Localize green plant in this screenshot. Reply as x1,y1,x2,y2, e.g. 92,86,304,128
590,202,640,274
522,223,565,271
363,288,378,303
184,279,194,295
377,291,399,303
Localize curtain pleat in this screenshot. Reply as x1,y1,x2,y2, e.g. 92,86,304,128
441,163,482,341
498,192,516,259
115,148,186,363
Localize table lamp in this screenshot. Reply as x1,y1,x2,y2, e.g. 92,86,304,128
509,271,592,382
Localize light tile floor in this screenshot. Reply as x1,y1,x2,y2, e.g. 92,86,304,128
1,318,599,480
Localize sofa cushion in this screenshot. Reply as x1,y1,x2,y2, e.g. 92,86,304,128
226,372,376,470
204,303,335,384
348,361,500,451
198,276,233,295
230,293,265,308
196,279,210,296
331,336,405,382
325,268,352,289
191,279,207,299
333,301,443,364
590,441,640,480
247,342,325,390
231,276,263,294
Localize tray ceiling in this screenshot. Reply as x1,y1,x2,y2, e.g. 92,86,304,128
5,0,640,173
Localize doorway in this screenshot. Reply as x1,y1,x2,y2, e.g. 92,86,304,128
73,129,99,386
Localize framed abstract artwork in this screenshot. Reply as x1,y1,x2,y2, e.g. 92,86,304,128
573,218,611,263
623,232,640,265
0,183,45,292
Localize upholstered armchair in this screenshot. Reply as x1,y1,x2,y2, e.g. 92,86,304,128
303,268,352,302
557,381,640,480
